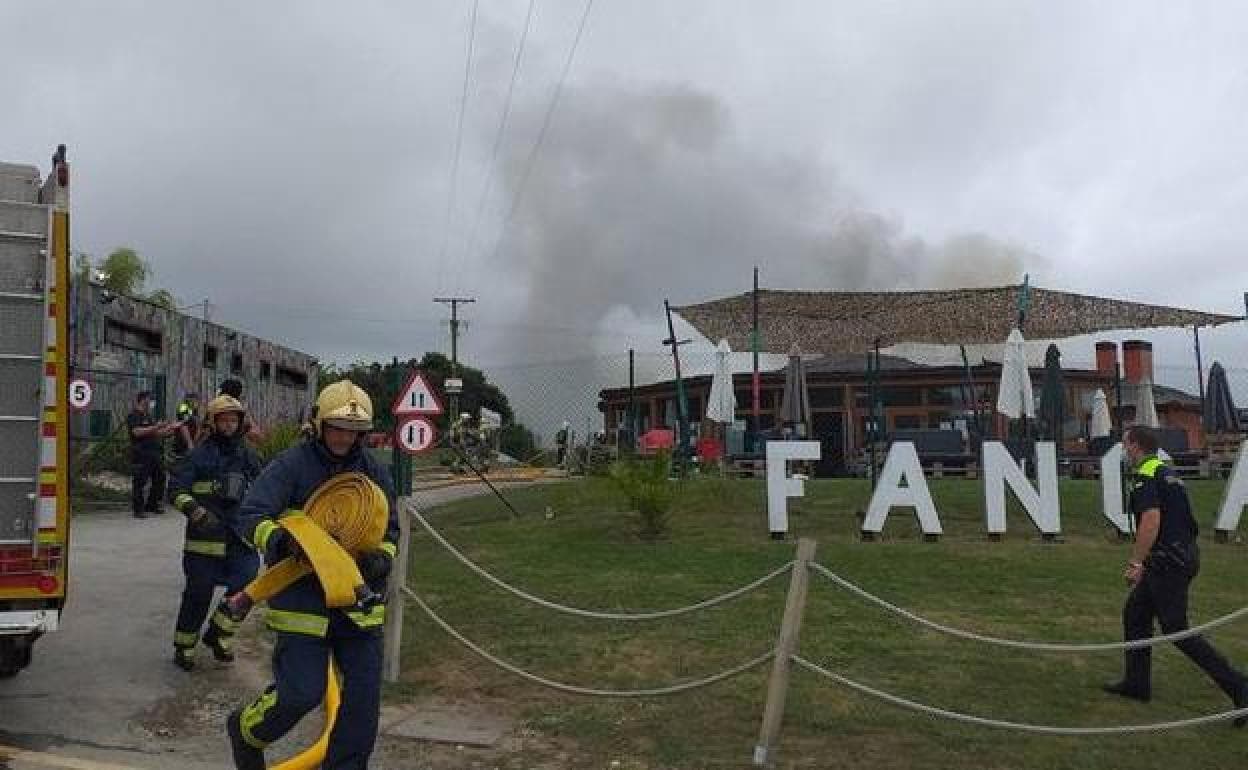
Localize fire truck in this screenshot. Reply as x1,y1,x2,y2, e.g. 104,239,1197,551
0,146,71,677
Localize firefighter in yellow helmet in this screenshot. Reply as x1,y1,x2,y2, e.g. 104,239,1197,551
168,395,262,671
227,380,398,769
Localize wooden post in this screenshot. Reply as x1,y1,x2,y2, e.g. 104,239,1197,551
753,537,817,767
383,500,413,683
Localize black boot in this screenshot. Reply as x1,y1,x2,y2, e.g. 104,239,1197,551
1102,680,1150,702
203,629,234,663
172,647,195,672
1232,684,1248,728
226,708,265,770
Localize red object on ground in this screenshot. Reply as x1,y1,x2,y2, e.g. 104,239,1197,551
639,429,675,454
696,437,723,461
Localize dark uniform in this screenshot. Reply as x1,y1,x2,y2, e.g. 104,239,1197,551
1120,455,1248,709
172,398,200,461
233,438,398,769
169,429,262,663
127,408,165,516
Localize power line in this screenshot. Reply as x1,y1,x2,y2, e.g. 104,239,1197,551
484,0,596,268
434,0,482,296
453,0,538,295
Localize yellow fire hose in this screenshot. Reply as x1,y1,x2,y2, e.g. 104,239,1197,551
226,473,390,769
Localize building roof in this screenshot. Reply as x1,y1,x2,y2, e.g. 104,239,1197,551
675,285,1243,355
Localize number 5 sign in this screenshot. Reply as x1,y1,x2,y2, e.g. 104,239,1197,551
396,415,436,454
68,378,93,411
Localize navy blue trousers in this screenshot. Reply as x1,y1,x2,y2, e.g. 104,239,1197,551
240,613,383,769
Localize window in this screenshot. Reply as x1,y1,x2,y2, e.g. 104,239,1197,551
259,361,271,381
685,396,702,420
276,366,308,388
856,386,923,408
809,387,844,408
203,345,218,369
927,386,962,406
736,389,775,410
928,412,953,430
893,414,922,431
104,320,161,352
230,352,243,376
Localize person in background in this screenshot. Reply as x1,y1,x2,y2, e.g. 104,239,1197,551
128,391,175,519
172,392,200,464
209,378,264,443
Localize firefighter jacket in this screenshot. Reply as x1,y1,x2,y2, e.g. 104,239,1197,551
236,438,399,636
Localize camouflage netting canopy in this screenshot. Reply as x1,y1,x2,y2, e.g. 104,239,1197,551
675,285,1243,355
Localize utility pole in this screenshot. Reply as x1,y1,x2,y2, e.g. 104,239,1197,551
752,267,761,454
434,296,475,420
662,299,691,475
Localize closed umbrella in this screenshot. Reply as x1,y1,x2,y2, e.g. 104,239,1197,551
1204,361,1241,434
1038,343,1065,444
1090,389,1112,439
705,339,737,424
1135,378,1160,429
995,328,1035,420
779,344,812,438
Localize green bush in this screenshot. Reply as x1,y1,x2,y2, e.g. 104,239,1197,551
255,422,304,465
608,450,678,540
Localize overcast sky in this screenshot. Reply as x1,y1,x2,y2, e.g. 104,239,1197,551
5,0,1247,374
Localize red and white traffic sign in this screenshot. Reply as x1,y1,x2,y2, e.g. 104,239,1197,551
68,378,93,411
395,416,437,454
392,370,444,416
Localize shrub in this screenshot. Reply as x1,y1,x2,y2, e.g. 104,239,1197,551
608,451,678,540
255,421,304,465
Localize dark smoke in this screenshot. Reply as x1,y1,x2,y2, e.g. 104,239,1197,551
490,80,1039,358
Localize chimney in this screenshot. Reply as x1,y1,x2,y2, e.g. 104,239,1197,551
1122,340,1153,384
1095,341,1118,378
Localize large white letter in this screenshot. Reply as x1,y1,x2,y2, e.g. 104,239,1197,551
861,441,942,537
1100,443,1131,536
765,441,821,537
983,441,1061,536
1215,442,1248,539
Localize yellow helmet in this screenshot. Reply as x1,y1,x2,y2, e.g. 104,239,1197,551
204,394,246,422
313,380,374,433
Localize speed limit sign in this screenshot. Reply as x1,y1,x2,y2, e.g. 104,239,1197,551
68,378,93,411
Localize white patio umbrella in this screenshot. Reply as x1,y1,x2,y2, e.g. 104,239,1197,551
705,339,737,424
995,328,1035,419
1090,389,1112,438
1136,378,1160,429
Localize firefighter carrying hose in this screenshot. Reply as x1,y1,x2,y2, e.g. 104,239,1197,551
227,380,398,770
168,394,262,671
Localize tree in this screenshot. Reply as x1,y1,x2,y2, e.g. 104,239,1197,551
147,289,177,310
98,247,148,296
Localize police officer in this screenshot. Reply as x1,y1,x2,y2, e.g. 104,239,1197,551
1103,425,1248,726
127,391,175,519
227,380,398,769
168,395,262,671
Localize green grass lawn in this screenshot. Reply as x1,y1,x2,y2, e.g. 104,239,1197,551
393,477,1248,769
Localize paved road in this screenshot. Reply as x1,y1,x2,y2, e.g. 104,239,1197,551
0,481,530,769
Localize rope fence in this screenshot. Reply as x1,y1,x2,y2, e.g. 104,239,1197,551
808,561,1248,652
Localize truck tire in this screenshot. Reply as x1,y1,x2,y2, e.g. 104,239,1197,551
0,637,32,678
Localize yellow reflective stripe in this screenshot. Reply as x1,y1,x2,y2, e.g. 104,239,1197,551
346,604,386,628
253,519,278,550
191,481,216,495
279,508,304,519
265,609,328,637
1137,457,1164,478
212,610,240,633
174,493,195,509
184,539,227,557
39,471,56,484
37,531,59,544
240,689,277,749
174,631,199,648
378,541,398,559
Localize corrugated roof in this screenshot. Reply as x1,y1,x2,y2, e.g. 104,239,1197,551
675,285,1243,354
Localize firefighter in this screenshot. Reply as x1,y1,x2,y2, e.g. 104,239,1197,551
227,380,398,770
172,392,200,462
168,395,262,671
